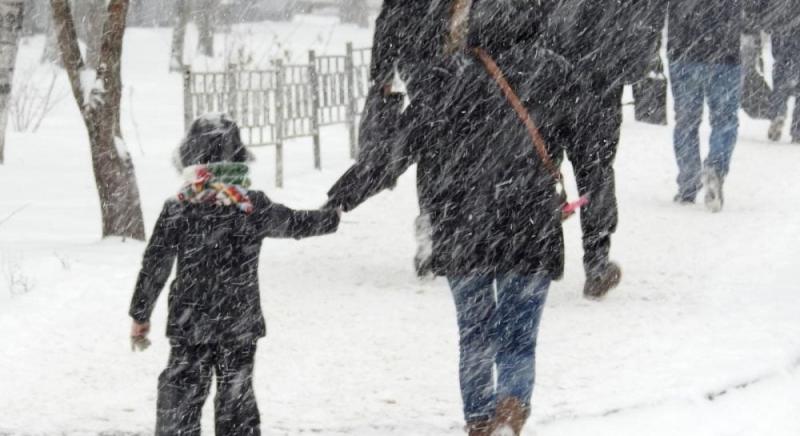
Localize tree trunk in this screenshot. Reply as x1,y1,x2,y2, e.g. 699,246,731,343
85,0,105,69
0,0,24,165
72,0,105,69
169,0,188,71
51,0,146,240
40,3,62,64
195,0,216,57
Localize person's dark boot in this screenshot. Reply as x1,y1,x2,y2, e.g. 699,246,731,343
492,397,529,436
465,419,493,436
583,261,622,300
768,116,784,142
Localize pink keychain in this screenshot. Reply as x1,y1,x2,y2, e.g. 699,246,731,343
562,195,590,221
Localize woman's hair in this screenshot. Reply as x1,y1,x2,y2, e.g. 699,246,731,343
174,113,252,170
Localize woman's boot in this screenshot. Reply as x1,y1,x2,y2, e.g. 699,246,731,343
492,397,529,436
466,419,493,436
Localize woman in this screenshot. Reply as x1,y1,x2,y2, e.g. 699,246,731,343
327,1,571,434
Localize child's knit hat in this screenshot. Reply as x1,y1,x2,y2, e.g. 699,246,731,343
173,113,253,171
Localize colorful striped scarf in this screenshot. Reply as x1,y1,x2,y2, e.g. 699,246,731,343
177,163,254,214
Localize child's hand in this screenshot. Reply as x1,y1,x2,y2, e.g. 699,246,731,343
130,320,151,352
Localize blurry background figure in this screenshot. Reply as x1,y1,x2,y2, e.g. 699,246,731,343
541,0,663,299
740,33,773,121
632,52,669,126
764,0,800,143
659,0,763,213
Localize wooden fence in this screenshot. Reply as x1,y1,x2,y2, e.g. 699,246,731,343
183,42,373,187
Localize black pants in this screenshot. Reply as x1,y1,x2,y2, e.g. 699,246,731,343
770,33,800,139
156,341,260,436
567,84,623,277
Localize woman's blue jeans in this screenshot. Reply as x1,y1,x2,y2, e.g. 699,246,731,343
447,272,550,422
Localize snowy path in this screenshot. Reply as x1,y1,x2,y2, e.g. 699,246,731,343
1,23,800,436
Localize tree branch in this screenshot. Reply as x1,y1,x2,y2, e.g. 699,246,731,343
49,0,86,110
100,0,129,67
99,0,129,139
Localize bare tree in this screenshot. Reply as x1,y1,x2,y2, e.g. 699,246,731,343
71,0,105,69
169,0,189,71
38,0,62,64
51,0,146,240
41,1,104,66
0,0,24,164
41,22,61,64
194,0,217,57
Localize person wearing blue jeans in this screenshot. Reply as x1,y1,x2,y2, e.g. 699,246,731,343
765,0,800,143
669,62,741,209
659,0,763,212
326,1,571,434
447,273,550,429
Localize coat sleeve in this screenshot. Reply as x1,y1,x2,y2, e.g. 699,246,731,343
369,0,402,86
326,87,412,212
622,0,668,84
129,201,180,324
252,193,340,239
742,0,768,34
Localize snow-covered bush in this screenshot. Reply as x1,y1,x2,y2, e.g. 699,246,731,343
9,64,67,132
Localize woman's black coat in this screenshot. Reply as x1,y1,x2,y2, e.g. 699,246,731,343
328,0,573,278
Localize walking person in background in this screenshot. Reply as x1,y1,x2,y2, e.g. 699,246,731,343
540,0,664,298
765,0,800,143
661,0,763,212
129,114,340,435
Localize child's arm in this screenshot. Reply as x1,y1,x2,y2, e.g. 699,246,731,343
252,193,340,239
129,201,180,325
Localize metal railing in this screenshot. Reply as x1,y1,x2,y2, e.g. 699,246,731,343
183,42,372,187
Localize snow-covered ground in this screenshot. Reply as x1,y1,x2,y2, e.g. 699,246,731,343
1,18,799,436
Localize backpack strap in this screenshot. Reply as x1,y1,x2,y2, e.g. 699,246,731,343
473,47,587,220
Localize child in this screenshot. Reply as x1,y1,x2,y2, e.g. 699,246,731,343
129,113,340,435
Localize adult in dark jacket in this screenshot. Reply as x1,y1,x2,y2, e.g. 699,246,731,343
660,0,762,211
540,0,664,298
129,114,339,435
328,1,570,435
345,0,558,277
764,0,800,142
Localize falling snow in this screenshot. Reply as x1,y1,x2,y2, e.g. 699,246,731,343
1,2,800,436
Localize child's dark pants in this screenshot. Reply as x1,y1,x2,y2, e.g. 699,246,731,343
156,341,260,435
